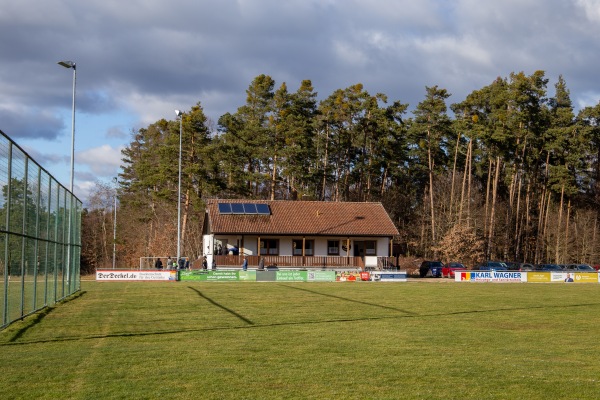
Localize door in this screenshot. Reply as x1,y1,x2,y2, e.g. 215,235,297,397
353,241,365,258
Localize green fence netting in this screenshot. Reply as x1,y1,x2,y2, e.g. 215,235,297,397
0,130,81,329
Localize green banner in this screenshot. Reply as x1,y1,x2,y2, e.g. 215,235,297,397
238,271,257,281
179,270,242,281
276,270,308,281
307,271,336,281
178,269,335,282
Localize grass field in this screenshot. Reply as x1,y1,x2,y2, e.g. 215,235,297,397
1,280,599,399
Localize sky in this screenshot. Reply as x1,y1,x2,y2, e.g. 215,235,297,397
2,0,600,203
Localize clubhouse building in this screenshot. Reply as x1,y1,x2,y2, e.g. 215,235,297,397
202,199,399,269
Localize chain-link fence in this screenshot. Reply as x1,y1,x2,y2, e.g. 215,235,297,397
0,130,82,329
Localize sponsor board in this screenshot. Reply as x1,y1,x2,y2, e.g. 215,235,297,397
336,272,360,281
527,272,551,283
238,271,257,281
455,271,599,283
178,270,208,281
178,270,240,281
307,271,336,282
573,273,598,283
179,270,336,282
96,270,177,281
370,270,408,282
202,271,239,281
456,271,526,282
276,270,308,281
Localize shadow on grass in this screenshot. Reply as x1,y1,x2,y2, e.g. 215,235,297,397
5,291,87,343
3,300,600,347
279,284,419,315
188,286,254,325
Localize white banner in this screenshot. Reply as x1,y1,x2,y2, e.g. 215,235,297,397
455,271,526,282
96,270,177,281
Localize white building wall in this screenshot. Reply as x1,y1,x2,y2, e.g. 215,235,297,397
205,235,391,257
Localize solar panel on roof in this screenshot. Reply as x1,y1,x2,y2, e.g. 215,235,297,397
218,202,269,215
256,203,270,215
231,203,245,213
218,203,232,214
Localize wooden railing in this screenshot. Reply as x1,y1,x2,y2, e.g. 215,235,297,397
212,255,364,269
375,256,399,270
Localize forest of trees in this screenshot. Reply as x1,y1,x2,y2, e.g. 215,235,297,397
81,71,600,272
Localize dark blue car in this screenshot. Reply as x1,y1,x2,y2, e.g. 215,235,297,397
419,261,444,278
474,261,508,271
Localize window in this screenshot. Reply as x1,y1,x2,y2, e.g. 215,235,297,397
327,240,340,255
292,239,314,256
260,239,279,255
365,241,376,255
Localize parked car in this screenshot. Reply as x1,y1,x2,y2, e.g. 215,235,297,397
442,262,467,278
565,264,596,272
594,265,600,271
513,263,535,271
536,264,563,271
473,261,508,271
504,262,520,270
419,261,444,278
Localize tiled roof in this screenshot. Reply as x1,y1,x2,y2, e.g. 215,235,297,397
205,200,399,236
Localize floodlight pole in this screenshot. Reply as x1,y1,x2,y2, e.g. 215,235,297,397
112,177,118,269
57,61,76,192
175,110,183,266
58,60,76,288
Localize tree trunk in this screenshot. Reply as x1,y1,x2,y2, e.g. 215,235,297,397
271,154,277,201
467,141,472,224
513,172,523,260
458,139,469,226
484,158,492,249
543,194,551,262
450,132,461,220
555,185,564,264
321,124,329,201
565,199,571,262
427,129,436,242
487,157,501,259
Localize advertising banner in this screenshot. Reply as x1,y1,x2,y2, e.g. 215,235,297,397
307,271,336,282
337,272,360,281
370,271,408,282
178,270,207,281
256,270,336,282
455,271,599,283
276,270,308,281
550,272,566,282
179,270,335,282
238,271,257,281
572,273,598,283
178,270,242,281
527,272,551,283
96,270,177,281
456,271,526,282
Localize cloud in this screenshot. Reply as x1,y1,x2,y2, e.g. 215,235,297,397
77,144,124,176
0,107,64,140
576,0,600,22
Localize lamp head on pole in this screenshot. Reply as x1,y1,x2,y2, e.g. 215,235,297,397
175,109,183,117
58,60,76,69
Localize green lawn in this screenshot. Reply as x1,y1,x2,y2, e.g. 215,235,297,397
1,280,599,399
